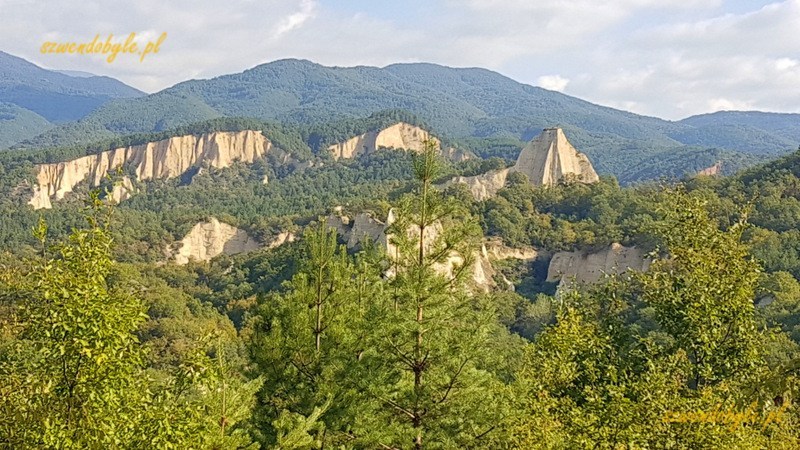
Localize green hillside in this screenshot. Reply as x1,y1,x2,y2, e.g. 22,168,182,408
680,110,800,143
0,102,52,149
0,51,143,124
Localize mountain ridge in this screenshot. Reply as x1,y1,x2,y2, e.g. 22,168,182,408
0,50,144,124
3,55,798,181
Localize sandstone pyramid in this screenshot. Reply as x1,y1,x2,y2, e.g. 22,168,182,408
444,127,598,200
510,128,599,185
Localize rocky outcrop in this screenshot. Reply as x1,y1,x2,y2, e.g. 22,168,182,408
484,238,538,261
512,128,599,186
327,122,469,162
328,122,436,159
697,161,723,176
28,130,271,209
169,219,294,265
267,231,296,249
325,209,496,291
172,218,262,265
107,176,135,204
441,146,475,163
347,211,394,251
547,243,650,289
445,168,510,201
432,244,496,292
447,128,599,200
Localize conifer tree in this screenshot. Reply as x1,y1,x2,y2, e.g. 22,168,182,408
250,218,384,448
362,141,505,449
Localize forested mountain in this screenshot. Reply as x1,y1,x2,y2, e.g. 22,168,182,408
0,51,143,127
6,57,797,181
0,102,52,148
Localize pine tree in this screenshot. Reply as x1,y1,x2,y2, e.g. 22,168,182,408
362,142,506,449
250,218,385,447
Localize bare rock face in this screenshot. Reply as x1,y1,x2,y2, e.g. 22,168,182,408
267,231,296,249
28,130,271,209
511,128,599,186
330,213,544,292
447,128,598,200
107,176,135,204
484,238,538,261
328,122,435,159
697,161,723,176
328,122,469,161
347,212,394,250
325,209,496,291
441,146,475,162
444,168,510,201
547,243,650,289
172,218,262,265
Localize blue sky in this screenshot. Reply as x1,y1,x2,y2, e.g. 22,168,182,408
1,0,797,120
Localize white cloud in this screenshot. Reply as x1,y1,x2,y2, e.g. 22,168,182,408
537,75,570,92
707,97,754,112
562,0,800,119
272,0,317,38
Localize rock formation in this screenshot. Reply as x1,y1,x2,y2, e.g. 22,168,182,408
172,218,262,265
107,176,135,204
547,243,650,289
484,238,538,261
512,128,599,186
447,128,598,200
327,122,471,162
445,169,510,201
697,161,723,176
346,211,395,251
267,231,296,249
441,146,474,163
328,122,435,159
325,209,495,290
28,130,271,209
170,218,295,265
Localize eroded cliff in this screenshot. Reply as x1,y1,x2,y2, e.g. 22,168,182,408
172,218,262,265
547,243,650,289
447,128,599,200
170,218,295,265
327,122,470,161
512,128,599,186
444,169,510,201
326,210,542,292
29,130,271,209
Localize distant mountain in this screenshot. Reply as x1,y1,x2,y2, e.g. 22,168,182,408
0,51,144,123
678,111,800,152
55,69,99,78
8,57,799,182
0,102,53,148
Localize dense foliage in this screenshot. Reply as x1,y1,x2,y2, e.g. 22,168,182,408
4,122,800,447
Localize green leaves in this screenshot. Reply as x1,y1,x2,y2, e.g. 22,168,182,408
0,202,260,449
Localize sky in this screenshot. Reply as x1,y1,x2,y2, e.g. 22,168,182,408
1,0,798,120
